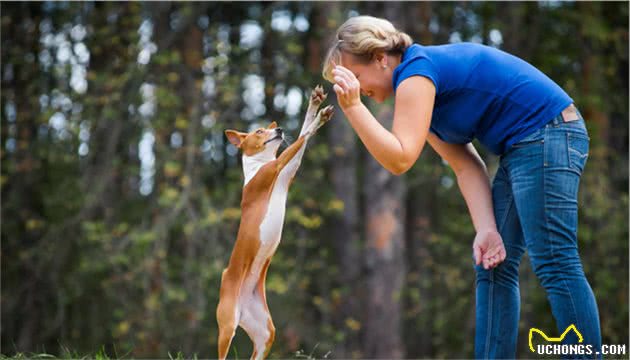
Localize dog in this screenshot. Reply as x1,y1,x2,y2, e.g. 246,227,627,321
217,86,333,360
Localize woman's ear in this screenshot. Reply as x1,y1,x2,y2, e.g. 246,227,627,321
374,52,388,68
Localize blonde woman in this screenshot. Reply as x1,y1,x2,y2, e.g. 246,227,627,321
323,15,601,359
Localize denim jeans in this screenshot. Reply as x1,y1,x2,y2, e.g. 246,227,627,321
474,111,602,359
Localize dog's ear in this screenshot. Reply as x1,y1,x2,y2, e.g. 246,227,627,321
225,130,247,148
267,121,278,129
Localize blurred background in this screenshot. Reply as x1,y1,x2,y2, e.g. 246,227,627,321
1,1,628,359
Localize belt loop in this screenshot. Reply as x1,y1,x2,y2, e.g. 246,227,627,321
552,114,562,126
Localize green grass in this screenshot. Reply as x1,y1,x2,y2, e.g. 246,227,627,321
1,345,114,360
1,344,330,359
2,345,141,360
0,349,199,360
294,343,332,359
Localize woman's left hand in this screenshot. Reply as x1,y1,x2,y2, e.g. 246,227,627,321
331,63,362,110
473,229,507,270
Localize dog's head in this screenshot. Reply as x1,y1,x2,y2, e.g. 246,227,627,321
225,121,284,160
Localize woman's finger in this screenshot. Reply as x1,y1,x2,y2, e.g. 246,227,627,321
340,74,361,92
491,253,505,268
334,76,352,92
333,83,345,96
473,244,482,266
332,69,354,87
333,67,359,88
486,254,502,269
492,249,506,264
334,65,358,81
486,254,500,266
483,246,503,260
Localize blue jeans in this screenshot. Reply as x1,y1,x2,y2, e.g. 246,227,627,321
474,111,602,359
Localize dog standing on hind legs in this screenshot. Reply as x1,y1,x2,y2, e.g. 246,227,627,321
217,86,333,360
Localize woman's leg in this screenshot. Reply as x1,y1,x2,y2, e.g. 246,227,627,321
508,119,601,358
475,164,526,359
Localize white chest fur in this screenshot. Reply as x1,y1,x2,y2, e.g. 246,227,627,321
239,142,305,291
243,176,290,290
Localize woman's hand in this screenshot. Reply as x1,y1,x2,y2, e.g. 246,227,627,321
473,229,507,270
331,63,362,110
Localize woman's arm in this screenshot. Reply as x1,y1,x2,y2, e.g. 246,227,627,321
427,132,506,269
332,64,504,268
333,67,435,175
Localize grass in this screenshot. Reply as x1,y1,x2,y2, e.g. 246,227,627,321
294,343,332,359
0,346,116,360
0,350,197,360
1,344,330,359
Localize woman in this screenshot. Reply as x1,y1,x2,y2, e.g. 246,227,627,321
322,15,601,359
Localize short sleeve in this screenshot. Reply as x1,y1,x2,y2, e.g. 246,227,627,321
393,56,440,93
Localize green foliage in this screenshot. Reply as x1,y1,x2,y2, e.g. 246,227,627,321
1,1,627,359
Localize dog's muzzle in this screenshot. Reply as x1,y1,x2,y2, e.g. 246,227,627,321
264,128,284,144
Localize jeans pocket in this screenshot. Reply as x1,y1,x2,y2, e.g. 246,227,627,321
567,132,589,173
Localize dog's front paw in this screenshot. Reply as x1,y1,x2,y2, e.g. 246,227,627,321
310,85,327,107
315,105,334,131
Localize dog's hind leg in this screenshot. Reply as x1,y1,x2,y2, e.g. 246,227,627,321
239,295,274,360
257,259,275,359
239,260,275,360
216,270,243,360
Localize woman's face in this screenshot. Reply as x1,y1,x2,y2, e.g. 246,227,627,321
340,52,394,103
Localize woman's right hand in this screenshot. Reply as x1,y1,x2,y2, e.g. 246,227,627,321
473,229,507,270
331,63,362,110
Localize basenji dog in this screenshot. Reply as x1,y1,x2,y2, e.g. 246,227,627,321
217,86,333,360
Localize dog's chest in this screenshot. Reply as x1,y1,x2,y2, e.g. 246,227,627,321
259,181,289,247
248,180,289,279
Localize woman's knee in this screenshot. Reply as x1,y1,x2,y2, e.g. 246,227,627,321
530,252,586,287
475,257,520,289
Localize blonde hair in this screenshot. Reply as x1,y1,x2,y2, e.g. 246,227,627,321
322,15,413,83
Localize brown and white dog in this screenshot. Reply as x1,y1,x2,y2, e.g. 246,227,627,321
217,86,333,360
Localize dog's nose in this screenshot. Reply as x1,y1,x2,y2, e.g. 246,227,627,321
276,128,283,135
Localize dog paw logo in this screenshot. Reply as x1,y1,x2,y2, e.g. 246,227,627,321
529,324,584,352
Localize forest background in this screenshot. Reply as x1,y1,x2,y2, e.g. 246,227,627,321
1,1,628,359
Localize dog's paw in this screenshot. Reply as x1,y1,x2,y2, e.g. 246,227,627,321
310,85,327,107
316,105,334,130
320,105,334,122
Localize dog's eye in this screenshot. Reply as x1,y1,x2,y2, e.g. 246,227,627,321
256,130,263,135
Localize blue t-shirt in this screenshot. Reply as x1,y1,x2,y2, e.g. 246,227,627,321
392,43,573,155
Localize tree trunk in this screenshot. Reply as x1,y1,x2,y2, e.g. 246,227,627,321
308,2,365,357
362,106,407,359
